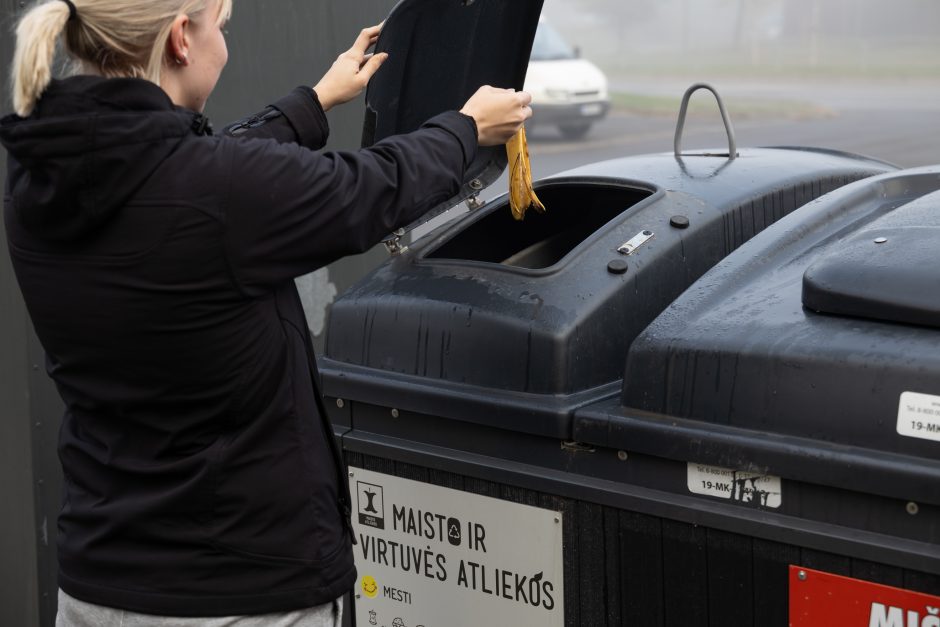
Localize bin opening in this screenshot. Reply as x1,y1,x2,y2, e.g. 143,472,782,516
426,183,653,269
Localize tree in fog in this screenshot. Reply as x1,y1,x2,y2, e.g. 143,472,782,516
783,0,940,40
571,0,660,54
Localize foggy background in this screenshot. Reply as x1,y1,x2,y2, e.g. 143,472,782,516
519,0,940,177
544,0,939,79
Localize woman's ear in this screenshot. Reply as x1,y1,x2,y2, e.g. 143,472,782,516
166,14,191,67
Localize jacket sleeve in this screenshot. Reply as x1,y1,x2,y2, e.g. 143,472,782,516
222,86,330,149
221,110,478,296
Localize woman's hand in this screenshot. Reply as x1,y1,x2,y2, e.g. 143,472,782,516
313,24,388,112
460,86,533,146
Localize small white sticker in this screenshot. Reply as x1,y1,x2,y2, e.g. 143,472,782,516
897,391,940,442
687,463,782,508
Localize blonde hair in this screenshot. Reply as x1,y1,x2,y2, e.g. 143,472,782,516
11,0,233,116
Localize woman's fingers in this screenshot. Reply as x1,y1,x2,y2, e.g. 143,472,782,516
459,86,534,146
352,23,383,55
358,53,389,82
313,24,389,112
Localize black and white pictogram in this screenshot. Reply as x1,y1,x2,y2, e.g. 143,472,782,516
447,517,461,546
357,481,385,529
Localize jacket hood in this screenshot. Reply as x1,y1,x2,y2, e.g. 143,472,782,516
1,76,204,241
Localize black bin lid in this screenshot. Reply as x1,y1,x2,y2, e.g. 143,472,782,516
604,167,940,506
362,0,544,231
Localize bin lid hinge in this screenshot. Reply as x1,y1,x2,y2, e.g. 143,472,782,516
561,440,596,453
384,228,409,256
466,194,485,211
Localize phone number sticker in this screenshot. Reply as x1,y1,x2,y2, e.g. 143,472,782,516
897,391,940,443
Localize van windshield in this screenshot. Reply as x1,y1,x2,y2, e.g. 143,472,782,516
530,20,576,61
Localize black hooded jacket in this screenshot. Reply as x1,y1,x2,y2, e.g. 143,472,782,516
0,76,478,616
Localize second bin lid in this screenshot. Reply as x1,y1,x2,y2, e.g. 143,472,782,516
616,166,940,466
361,0,544,232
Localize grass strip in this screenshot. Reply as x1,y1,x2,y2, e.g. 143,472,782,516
610,91,834,120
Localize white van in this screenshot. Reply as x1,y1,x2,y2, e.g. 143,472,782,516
524,17,610,139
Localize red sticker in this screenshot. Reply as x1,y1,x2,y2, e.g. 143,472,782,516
789,566,940,627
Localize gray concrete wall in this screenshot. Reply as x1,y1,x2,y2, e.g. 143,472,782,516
1,1,42,623
0,1,396,625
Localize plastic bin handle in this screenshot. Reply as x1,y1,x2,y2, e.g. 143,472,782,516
674,83,738,160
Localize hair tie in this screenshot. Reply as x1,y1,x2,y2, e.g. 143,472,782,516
59,0,77,21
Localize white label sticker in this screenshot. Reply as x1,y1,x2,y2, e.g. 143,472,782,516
349,467,564,627
897,391,940,442
686,463,782,508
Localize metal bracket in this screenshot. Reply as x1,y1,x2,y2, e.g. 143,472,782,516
466,194,485,211
674,83,738,159
561,441,596,453
383,228,408,256
618,230,655,255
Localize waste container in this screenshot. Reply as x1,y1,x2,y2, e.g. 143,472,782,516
319,1,913,625
322,157,907,627
325,165,940,627
319,150,906,622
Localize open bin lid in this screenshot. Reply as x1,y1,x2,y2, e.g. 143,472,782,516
361,0,544,234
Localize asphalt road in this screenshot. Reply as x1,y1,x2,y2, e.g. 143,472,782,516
523,78,940,180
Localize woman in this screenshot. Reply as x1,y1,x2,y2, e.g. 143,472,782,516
1,0,532,625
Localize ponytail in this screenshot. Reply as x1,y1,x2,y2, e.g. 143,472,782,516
12,1,73,117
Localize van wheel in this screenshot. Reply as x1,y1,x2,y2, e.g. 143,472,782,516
558,122,591,140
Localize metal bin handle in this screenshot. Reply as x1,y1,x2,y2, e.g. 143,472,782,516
674,83,738,159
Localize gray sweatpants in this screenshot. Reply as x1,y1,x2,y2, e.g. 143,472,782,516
56,589,343,627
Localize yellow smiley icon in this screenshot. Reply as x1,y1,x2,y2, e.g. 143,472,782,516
361,575,379,599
